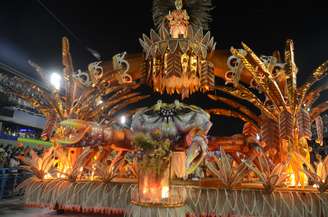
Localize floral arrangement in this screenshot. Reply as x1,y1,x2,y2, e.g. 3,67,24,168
133,130,171,175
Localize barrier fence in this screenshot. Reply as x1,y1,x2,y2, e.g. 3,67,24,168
0,168,32,199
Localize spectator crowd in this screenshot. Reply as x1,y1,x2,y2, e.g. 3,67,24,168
0,143,44,168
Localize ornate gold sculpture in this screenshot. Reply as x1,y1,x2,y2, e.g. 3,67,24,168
140,1,216,98
165,0,189,38
210,40,328,185
0,37,147,140
4,0,328,216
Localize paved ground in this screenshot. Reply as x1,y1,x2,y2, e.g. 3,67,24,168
0,197,51,217
0,198,112,217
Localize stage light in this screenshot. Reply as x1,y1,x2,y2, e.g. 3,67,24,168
50,72,61,90
120,115,127,125
96,98,103,106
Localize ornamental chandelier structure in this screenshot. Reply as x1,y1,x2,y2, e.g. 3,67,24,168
140,0,216,98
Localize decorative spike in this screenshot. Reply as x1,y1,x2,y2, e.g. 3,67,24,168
187,25,194,38
192,44,201,56
207,37,214,49
284,39,297,107
201,46,207,59
142,34,153,47
237,42,287,110
159,25,170,40
150,29,161,42
202,31,211,45
211,42,217,52
62,37,75,112
313,59,328,78
145,47,152,60
62,37,74,76
139,38,148,52
241,41,252,53
273,50,281,62
194,28,203,42
168,40,179,53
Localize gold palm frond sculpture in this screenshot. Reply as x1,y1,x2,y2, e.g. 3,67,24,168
295,152,328,193
54,147,92,182
94,150,126,182
243,153,289,193
20,147,55,180
0,37,147,141
210,40,328,186
205,148,249,188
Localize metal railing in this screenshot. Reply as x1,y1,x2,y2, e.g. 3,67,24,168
0,168,32,199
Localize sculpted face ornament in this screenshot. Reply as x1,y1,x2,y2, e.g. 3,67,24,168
144,100,193,123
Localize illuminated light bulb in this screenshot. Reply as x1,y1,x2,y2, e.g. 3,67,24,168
256,134,260,141
44,173,52,179
289,173,296,186
90,164,96,181
120,115,127,125
50,72,61,90
313,184,319,188
96,98,103,106
161,186,169,199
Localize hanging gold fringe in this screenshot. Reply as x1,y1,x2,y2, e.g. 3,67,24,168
21,180,328,217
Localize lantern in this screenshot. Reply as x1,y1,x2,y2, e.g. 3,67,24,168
131,133,185,207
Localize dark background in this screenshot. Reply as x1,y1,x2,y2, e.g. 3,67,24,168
1,1,328,78
1,0,328,135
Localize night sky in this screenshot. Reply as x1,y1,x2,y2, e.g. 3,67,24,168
1,0,328,135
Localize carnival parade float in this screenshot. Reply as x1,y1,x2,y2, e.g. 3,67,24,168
2,0,328,216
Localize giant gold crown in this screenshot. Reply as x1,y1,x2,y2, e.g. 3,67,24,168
139,1,216,98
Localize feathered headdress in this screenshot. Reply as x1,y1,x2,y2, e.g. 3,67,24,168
152,0,213,31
